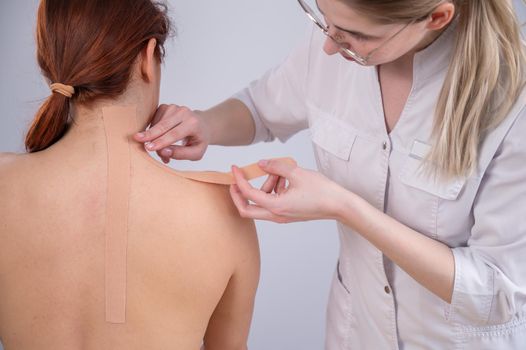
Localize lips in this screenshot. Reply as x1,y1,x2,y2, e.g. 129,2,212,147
341,52,355,61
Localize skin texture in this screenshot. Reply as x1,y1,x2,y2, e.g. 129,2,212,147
0,39,259,350
134,1,458,304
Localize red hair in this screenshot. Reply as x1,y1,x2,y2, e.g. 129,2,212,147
25,0,172,153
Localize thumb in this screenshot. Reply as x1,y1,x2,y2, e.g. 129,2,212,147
258,158,296,179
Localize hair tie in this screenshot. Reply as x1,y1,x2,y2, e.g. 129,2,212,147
50,83,75,98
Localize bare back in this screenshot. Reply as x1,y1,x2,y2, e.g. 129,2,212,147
0,119,259,349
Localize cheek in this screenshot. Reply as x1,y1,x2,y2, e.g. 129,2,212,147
365,38,417,65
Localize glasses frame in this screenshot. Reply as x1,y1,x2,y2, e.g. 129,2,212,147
297,0,415,65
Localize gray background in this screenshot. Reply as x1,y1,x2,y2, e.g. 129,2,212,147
1,1,525,349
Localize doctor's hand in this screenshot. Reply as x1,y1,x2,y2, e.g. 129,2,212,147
133,104,211,164
229,159,347,223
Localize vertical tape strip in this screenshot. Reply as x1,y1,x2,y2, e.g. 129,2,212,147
100,105,297,324
102,106,136,323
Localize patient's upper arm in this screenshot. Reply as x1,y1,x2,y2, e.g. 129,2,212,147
202,217,260,350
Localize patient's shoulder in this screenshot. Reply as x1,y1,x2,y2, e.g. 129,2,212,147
0,153,22,212
0,152,33,180
204,184,259,261
0,152,19,166
0,152,32,195
0,152,23,177
197,183,256,227
174,180,258,256
137,161,259,250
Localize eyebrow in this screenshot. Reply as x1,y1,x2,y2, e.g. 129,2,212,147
315,0,382,40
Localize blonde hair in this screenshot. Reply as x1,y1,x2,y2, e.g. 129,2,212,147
343,0,526,179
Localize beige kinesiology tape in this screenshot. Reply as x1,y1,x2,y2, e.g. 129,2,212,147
102,106,296,323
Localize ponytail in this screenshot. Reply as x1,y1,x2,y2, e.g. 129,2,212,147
430,0,526,178
25,91,71,153
24,0,172,153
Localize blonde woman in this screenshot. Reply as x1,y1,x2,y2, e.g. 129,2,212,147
135,0,526,348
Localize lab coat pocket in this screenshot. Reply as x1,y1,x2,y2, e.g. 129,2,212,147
309,105,357,162
455,317,526,349
336,260,351,294
399,140,466,200
326,260,353,350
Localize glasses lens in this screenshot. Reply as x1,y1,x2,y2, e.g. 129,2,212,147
297,0,368,65
297,0,327,31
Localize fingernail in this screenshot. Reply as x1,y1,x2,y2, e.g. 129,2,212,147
137,132,145,138
161,149,172,157
146,142,155,150
258,160,268,167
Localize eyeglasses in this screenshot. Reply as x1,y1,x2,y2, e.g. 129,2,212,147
297,0,414,65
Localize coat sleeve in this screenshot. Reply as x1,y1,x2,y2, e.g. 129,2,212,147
447,109,526,326
232,26,315,144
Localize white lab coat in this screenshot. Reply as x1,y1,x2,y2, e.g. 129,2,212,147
233,22,526,349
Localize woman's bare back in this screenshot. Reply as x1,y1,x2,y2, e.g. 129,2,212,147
0,114,259,350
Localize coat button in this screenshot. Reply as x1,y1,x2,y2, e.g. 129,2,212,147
382,141,388,150
384,286,391,294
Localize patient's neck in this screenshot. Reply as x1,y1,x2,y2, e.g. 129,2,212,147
56,91,154,154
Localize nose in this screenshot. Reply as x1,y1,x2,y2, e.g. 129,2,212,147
323,37,341,55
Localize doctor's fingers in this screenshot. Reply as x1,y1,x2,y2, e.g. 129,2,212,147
231,165,278,209
134,104,173,141
134,104,192,144
276,176,288,194
230,185,291,223
150,103,170,126
258,159,297,181
159,143,207,162
260,175,279,193
145,118,201,152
